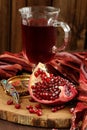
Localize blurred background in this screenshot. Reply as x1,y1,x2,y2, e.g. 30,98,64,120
0,0,87,54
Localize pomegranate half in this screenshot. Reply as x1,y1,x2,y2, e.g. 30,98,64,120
29,63,77,105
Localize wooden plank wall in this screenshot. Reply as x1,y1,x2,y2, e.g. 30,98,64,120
0,0,87,54
0,0,11,53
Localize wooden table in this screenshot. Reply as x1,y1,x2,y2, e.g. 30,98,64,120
0,119,69,130
0,84,72,130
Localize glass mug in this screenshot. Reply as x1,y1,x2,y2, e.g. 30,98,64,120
19,6,70,64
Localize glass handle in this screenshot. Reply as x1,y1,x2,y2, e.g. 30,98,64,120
53,21,70,52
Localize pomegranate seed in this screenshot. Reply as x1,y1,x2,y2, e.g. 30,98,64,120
34,71,39,77
57,105,65,110
26,104,43,116
34,68,44,77
33,108,38,113
51,105,65,112
29,107,36,113
30,64,76,106
31,72,75,101
15,104,21,109
7,99,13,105
41,74,47,80
51,107,58,112
35,104,42,109
26,105,33,109
36,109,42,116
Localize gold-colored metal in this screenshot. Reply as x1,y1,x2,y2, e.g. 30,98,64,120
0,74,30,104
7,74,30,96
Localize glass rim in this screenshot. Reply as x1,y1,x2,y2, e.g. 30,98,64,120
19,6,60,15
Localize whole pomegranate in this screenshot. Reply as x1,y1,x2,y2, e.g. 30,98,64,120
29,63,77,105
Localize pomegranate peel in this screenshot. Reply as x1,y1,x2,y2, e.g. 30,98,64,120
29,62,77,105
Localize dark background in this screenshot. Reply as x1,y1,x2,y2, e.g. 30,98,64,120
0,0,87,54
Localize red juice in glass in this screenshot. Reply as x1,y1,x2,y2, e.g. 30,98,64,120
22,24,57,64
19,6,70,65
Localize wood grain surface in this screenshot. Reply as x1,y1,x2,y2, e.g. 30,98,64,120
0,119,69,130
0,86,72,129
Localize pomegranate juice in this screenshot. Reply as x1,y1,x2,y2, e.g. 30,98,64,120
22,25,57,64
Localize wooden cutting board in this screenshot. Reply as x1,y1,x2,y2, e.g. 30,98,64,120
0,86,72,129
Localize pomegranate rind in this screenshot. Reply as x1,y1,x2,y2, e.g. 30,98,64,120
29,62,77,105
